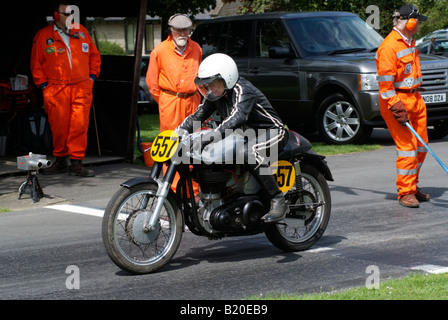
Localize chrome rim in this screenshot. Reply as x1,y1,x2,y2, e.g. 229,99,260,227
323,101,361,142
277,172,326,243
113,191,177,266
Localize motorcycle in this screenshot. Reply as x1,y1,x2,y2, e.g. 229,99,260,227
102,128,333,274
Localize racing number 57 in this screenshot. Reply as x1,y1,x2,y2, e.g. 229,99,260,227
271,160,296,193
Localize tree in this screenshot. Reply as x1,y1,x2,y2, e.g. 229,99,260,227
222,0,427,37
148,0,217,38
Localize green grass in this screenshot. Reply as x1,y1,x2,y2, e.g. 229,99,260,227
247,273,448,300
135,113,382,158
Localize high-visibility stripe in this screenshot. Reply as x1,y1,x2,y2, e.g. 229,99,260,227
418,146,427,153
381,90,396,99
378,75,395,82
397,150,417,157
397,168,418,175
394,77,423,88
396,47,415,59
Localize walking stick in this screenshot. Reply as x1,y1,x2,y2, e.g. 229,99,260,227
406,122,448,175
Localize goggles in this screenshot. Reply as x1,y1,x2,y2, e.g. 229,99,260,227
195,75,227,101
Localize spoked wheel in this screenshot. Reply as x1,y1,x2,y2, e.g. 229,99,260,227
102,183,183,274
265,164,331,251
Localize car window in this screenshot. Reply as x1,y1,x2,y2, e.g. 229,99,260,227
255,20,291,58
286,16,383,57
417,43,429,53
192,21,251,58
436,40,448,52
221,21,251,57
191,22,222,56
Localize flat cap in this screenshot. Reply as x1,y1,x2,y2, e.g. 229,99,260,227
168,14,193,29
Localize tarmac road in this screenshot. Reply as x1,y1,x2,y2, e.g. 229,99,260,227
0,129,447,301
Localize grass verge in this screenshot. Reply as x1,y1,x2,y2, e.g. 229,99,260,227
247,272,448,300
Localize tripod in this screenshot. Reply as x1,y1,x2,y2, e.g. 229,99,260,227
18,170,44,203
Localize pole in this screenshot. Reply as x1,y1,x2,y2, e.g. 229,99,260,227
406,122,448,175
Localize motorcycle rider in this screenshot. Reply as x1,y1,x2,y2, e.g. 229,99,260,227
176,53,289,222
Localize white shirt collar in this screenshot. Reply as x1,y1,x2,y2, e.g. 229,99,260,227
393,27,413,46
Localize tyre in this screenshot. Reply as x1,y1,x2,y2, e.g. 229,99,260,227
428,120,448,140
265,164,331,252
317,93,372,144
102,183,183,274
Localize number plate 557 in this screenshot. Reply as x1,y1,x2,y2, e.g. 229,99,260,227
150,130,180,162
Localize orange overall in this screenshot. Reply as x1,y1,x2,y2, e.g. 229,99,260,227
146,35,202,132
146,36,202,195
376,29,427,199
30,23,101,160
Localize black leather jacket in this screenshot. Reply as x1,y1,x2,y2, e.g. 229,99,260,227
178,77,286,135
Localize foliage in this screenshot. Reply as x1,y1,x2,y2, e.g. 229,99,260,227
147,0,218,37
414,0,448,38
97,40,127,56
222,0,448,38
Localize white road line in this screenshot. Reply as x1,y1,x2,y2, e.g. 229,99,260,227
45,204,104,217
307,247,334,253
410,264,448,274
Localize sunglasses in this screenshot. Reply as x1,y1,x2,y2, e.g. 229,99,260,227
58,10,74,16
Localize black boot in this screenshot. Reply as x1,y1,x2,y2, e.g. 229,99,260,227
69,159,95,177
43,156,68,175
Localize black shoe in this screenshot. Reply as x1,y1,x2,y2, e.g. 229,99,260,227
69,159,95,177
262,193,289,223
42,156,68,175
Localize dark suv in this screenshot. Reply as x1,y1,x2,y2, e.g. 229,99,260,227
191,11,448,144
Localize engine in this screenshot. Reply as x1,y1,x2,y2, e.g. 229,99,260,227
193,166,266,234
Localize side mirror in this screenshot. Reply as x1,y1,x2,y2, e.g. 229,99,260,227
268,46,295,58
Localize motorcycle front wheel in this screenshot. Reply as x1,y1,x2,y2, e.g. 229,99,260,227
265,163,331,252
102,183,183,274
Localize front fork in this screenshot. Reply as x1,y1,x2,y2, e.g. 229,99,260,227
143,161,178,232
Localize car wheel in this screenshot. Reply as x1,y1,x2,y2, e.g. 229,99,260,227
317,93,372,144
428,120,448,140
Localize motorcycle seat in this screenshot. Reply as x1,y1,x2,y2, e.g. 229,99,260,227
278,130,312,159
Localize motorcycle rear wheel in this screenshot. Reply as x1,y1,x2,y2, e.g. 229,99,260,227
265,164,331,251
102,183,183,274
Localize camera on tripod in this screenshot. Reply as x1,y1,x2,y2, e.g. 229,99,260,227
17,153,52,171
17,153,52,202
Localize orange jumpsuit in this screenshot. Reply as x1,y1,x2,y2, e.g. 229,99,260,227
146,35,202,132
30,23,101,160
146,35,202,195
376,28,427,199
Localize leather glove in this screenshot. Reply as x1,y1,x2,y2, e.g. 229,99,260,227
390,101,409,126
192,130,216,153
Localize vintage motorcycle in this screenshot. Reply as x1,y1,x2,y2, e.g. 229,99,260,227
102,128,333,274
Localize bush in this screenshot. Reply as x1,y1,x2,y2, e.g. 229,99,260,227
97,40,127,56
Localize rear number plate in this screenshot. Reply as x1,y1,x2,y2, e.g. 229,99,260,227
422,93,446,104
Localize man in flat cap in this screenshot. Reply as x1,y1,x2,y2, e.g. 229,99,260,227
375,4,430,208
146,14,202,132
146,13,201,194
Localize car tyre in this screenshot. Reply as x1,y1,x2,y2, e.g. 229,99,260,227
317,93,372,144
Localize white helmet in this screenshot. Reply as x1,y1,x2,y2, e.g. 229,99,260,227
195,53,239,101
